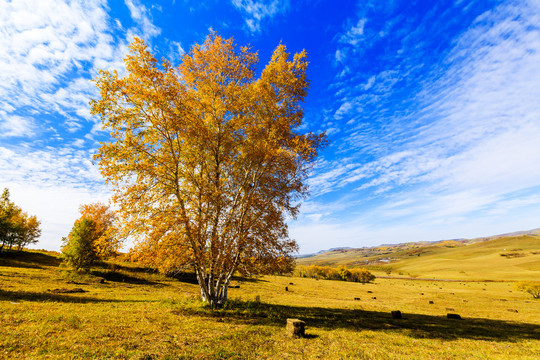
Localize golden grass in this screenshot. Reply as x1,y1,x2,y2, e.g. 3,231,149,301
0,250,539,359
298,235,540,281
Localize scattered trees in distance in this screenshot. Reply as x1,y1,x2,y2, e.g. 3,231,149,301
91,32,325,308
0,188,41,252
61,202,120,272
295,265,376,284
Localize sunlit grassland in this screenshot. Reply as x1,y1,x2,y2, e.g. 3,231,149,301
298,235,540,281
1,250,539,359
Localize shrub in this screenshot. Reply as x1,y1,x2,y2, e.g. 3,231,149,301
337,265,352,281
500,252,526,258
515,281,540,299
350,268,376,284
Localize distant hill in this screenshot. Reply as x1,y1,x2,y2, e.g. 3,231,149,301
296,228,540,281
469,228,540,242
295,247,353,259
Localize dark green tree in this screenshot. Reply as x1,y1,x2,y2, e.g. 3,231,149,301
61,218,98,272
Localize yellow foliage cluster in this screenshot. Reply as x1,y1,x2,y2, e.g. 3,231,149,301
78,203,121,259
91,32,324,307
295,265,376,283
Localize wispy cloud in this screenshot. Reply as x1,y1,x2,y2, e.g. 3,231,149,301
0,0,162,140
231,0,289,33
165,40,186,65
124,0,161,39
0,0,162,250
0,114,35,138
339,18,366,46
0,0,120,138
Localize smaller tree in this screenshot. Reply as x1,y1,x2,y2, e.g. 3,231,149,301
61,203,120,271
14,213,41,251
61,218,98,272
78,203,120,259
0,188,41,252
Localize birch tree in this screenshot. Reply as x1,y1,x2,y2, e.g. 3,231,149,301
91,33,324,307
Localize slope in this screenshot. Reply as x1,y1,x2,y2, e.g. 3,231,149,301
297,234,540,281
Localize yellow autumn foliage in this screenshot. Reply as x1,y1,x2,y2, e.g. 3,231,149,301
91,32,325,307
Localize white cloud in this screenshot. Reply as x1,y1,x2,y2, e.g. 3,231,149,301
166,40,186,65
0,114,34,138
326,0,540,199
335,49,347,63
124,0,161,39
0,0,118,136
339,18,366,46
0,0,161,139
231,0,289,33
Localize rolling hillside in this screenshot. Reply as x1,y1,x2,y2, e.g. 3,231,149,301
297,231,540,281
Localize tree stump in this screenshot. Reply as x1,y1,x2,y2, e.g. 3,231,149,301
286,318,305,338
285,286,288,291
391,311,402,319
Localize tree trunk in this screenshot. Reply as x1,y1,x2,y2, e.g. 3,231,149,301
195,268,230,309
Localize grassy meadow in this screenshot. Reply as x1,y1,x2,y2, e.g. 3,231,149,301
1,248,539,359
297,235,540,281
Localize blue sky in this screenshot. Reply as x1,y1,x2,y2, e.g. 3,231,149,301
2,0,540,254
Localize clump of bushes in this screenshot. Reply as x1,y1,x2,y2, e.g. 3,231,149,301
500,252,526,258
514,281,540,299
294,265,376,283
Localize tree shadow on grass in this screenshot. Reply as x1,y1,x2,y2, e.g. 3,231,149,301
178,300,540,343
104,263,158,275
0,288,159,304
90,270,163,286
233,275,269,283
0,251,61,269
